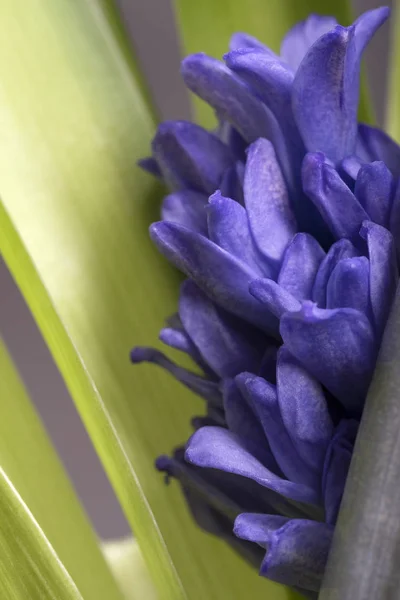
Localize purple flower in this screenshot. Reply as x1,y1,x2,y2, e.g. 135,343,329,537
132,7,400,596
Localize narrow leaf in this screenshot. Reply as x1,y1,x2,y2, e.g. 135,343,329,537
0,1,297,598
319,286,400,599
0,338,122,600
172,0,372,127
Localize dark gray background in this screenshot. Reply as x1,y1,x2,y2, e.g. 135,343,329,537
0,0,393,540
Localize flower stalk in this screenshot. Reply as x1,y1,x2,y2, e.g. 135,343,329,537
319,281,400,599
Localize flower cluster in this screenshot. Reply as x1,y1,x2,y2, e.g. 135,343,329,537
131,7,400,597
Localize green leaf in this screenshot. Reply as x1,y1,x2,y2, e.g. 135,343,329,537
102,537,158,600
172,0,372,127
386,0,400,140
0,1,298,598
0,337,123,600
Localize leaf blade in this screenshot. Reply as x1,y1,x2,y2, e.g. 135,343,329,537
0,337,123,600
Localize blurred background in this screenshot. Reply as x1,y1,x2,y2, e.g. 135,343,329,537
0,0,393,540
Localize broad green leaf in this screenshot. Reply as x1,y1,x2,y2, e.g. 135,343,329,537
0,466,82,600
0,1,298,599
102,537,158,600
386,0,400,140
172,0,372,127
0,337,122,600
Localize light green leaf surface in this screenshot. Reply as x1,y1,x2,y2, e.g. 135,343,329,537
102,537,158,600
0,1,298,599
172,0,372,127
0,337,122,600
386,0,400,140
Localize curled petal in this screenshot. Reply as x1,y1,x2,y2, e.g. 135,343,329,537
278,233,325,300
130,347,222,405
276,347,333,474
322,419,358,525
137,156,162,178
152,120,233,194
179,280,266,378
280,15,338,72
181,54,278,145
223,379,280,472
207,191,269,276
360,221,398,339
234,514,334,593
249,278,301,318
354,162,394,228
357,124,400,177
229,32,275,54
326,256,371,318
162,191,208,235
150,221,279,336
236,373,321,491
302,152,368,245
244,139,297,272
293,8,389,162
281,302,376,415
159,326,212,375
225,49,299,149
312,239,359,308
339,155,365,182
181,54,293,189
185,426,320,505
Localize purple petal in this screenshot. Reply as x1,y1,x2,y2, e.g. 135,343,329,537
249,278,301,318
162,191,208,235
326,256,371,318
280,15,338,72
150,221,279,335
223,379,281,472
302,152,368,245
235,514,334,592
354,162,394,228
224,49,298,147
185,426,320,504
179,280,266,378
339,155,365,181
152,120,233,194
207,191,270,276
181,54,278,145
137,156,162,178
357,124,400,177
244,139,297,272
293,8,389,162
360,221,398,339
236,373,320,490
219,161,245,205
278,233,325,301
130,347,222,405
181,54,293,190
312,239,359,308
322,419,358,525
276,347,333,474
389,178,400,262
281,302,376,415
158,327,209,374
229,32,275,54
217,121,247,161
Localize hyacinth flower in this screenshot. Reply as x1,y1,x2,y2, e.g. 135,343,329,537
4,1,400,600
132,6,400,597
